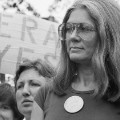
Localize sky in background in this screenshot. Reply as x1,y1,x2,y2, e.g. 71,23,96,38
27,0,120,18
27,0,54,17
27,0,75,23
0,0,79,23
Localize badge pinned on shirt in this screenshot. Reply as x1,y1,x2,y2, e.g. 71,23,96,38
64,96,84,113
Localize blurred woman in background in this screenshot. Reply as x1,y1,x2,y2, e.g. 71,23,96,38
14,59,55,120
0,83,23,120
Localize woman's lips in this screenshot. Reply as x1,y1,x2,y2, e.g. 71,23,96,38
70,47,84,51
22,99,33,104
22,100,33,107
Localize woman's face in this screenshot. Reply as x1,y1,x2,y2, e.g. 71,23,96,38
0,102,14,120
16,68,46,117
65,8,98,63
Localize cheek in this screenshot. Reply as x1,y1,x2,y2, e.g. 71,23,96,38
3,110,14,120
85,41,97,50
65,41,70,53
8,110,14,120
16,91,22,103
85,36,98,50
31,87,41,98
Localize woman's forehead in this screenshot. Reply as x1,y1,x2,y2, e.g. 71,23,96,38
67,8,95,26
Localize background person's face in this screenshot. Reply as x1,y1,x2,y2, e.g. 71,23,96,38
66,8,98,64
16,68,46,117
0,102,14,120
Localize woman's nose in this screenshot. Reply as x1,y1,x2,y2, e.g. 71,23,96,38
70,28,81,42
22,84,30,97
71,28,78,36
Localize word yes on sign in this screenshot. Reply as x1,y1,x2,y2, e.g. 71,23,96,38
0,13,60,75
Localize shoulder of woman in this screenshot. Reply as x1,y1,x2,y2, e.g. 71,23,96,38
34,80,54,109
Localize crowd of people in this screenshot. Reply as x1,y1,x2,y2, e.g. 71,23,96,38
1,0,120,120
0,59,55,120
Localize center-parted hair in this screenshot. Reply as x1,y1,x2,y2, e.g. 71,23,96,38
54,0,120,102
14,59,56,91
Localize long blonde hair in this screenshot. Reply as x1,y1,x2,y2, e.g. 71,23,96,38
54,0,120,102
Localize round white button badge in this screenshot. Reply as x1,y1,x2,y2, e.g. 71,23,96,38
64,96,84,113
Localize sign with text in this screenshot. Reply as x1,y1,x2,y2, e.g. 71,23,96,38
0,13,60,75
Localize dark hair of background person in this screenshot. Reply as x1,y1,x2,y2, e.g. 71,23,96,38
0,83,24,120
14,59,56,91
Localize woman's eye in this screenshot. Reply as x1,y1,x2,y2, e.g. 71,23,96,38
65,24,73,33
3,106,10,110
66,26,72,32
31,82,41,87
80,26,88,31
80,25,95,32
17,84,23,89
0,105,10,110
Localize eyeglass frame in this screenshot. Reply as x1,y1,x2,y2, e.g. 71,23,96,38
58,22,97,41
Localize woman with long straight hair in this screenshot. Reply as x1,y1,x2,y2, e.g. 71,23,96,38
31,0,120,120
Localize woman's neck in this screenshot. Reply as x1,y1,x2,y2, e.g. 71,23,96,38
72,63,96,91
25,115,31,120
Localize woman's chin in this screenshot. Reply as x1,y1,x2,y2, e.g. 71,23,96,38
20,106,32,117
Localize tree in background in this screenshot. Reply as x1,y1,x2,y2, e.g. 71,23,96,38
0,0,74,23
0,0,40,17
48,0,75,23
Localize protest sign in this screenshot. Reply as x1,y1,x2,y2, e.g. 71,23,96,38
0,13,60,75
